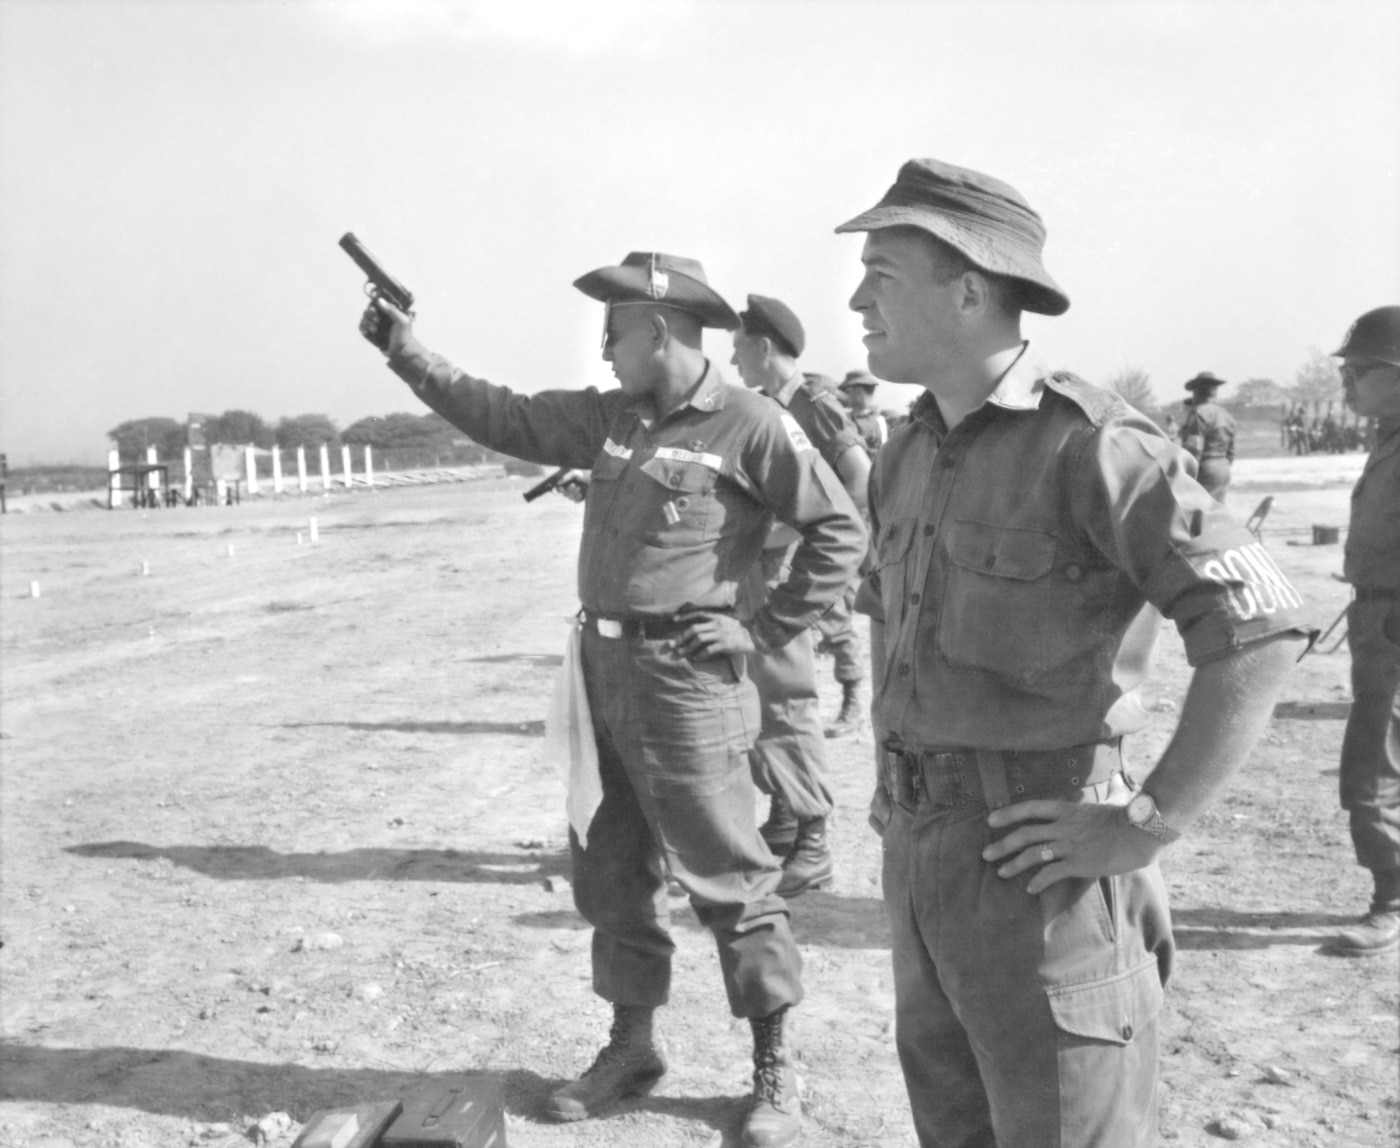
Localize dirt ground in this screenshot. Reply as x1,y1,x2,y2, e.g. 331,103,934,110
1,455,1396,1148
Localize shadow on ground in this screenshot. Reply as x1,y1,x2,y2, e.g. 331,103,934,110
64,843,569,885
0,1044,741,1138
1273,701,1352,720
277,720,546,736
1171,907,1353,951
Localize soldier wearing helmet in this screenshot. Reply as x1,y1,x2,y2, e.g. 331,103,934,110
1329,305,1400,957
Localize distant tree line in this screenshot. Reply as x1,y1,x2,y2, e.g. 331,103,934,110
106,410,500,468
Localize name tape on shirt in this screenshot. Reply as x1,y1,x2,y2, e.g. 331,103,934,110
1201,543,1304,621
780,413,813,453
653,445,723,470
602,438,633,460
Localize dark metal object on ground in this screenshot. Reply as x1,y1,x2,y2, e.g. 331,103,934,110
381,1075,508,1148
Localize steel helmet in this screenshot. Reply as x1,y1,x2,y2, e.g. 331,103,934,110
1332,305,1400,366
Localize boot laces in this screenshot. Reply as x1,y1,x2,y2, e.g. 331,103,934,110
582,1016,634,1077
751,1016,787,1103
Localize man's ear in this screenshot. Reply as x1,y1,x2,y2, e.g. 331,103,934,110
649,312,670,347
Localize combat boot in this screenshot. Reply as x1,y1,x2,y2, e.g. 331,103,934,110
1331,910,1400,956
546,1004,667,1121
741,1006,801,1148
823,681,865,739
777,818,834,897
759,794,799,858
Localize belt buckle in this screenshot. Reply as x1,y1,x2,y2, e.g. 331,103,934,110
596,618,623,639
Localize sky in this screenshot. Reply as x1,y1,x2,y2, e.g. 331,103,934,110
1,0,1397,465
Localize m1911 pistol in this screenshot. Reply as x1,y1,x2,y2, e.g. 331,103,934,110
340,232,415,348
522,468,570,503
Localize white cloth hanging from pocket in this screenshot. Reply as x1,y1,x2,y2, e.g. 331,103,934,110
543,619,602,848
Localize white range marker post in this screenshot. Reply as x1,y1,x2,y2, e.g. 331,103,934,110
296,445,308,495
245,446,259,496
319,443,331,492
107,448,121,509
308,517,320,544
30,581,40,598
183,447,194,503
215,478,227,505
145,445,162,503
272,447,284,496
340,444,353,488
363,445,374,489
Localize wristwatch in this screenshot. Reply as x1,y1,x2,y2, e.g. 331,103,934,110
1125,792,1180,844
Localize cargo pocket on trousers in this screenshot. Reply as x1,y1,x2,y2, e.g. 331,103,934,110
1045,954,1164,1046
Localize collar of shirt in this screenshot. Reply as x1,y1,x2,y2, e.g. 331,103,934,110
772,371,804,409
1377,414,1400,445
907,341,1049,431
629,359,728,425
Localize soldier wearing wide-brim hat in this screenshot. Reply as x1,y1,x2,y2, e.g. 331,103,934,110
838,156,1308,1147
839,370,889,454
357,250,865,1148
1327,304,1400,957
1178,371,1237,501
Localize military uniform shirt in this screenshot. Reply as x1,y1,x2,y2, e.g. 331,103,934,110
388,341,866,651
772,374,864,473
855,345,1308,751
1344,415,1400,590
1180,400,1237,461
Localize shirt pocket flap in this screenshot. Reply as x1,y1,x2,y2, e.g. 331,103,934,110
948,520,1056,581
874,518,915,570
1045,955,1164,1045
639,456,714,494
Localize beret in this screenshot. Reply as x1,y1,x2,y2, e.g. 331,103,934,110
739,293,805,358
573,252,739,330
835,157,1069,316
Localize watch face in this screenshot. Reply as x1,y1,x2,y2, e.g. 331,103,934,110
1127,794,1153,825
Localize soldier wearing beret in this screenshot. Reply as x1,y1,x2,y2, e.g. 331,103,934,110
359,252,865,1147
838,158,1309,1146
1179,371,1237,501
729,294,873,894
1328,305,1400,957
840,370,890,456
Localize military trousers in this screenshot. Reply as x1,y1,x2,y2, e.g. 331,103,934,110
813,582,865,684
1340,599,1400,874
882,767,1173,1148
745,629,836,822
739,547,836,822
1196,457,1231,503
570,626,804,1018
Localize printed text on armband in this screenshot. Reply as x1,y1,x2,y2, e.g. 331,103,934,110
1200,543,1305,621
603,438,634,460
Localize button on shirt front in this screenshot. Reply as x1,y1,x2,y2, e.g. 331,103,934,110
855,346,1308,751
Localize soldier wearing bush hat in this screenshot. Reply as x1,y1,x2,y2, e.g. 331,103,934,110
839,157,1309,1147
840,370,889,454
1328,304,1400,957
1179,371,1237,500
358,250,865,1148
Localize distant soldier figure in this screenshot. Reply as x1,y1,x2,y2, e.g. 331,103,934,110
1179,371,1236,500
840,370,889,455
1329,305,1400,957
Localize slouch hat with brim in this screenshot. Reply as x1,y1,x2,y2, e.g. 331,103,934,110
573,252,739,330
835,157,1070,317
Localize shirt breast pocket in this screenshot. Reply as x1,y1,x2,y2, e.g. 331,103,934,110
870,517,917,618
637,456,715,545
938,519,1068,680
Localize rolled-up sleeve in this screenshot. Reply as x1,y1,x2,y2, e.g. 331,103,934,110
1072,414,1309,665
388,338,613,469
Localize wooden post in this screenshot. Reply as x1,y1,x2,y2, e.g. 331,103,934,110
296,445,308,494
272,447,284,495
245,446,259,495
107,448,121,509
341,444,353,488
319,443,331,492
363,445,374,488
145,445,162,503
183,447,194,503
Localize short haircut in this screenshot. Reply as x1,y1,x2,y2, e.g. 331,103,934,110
919,231,1023,317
